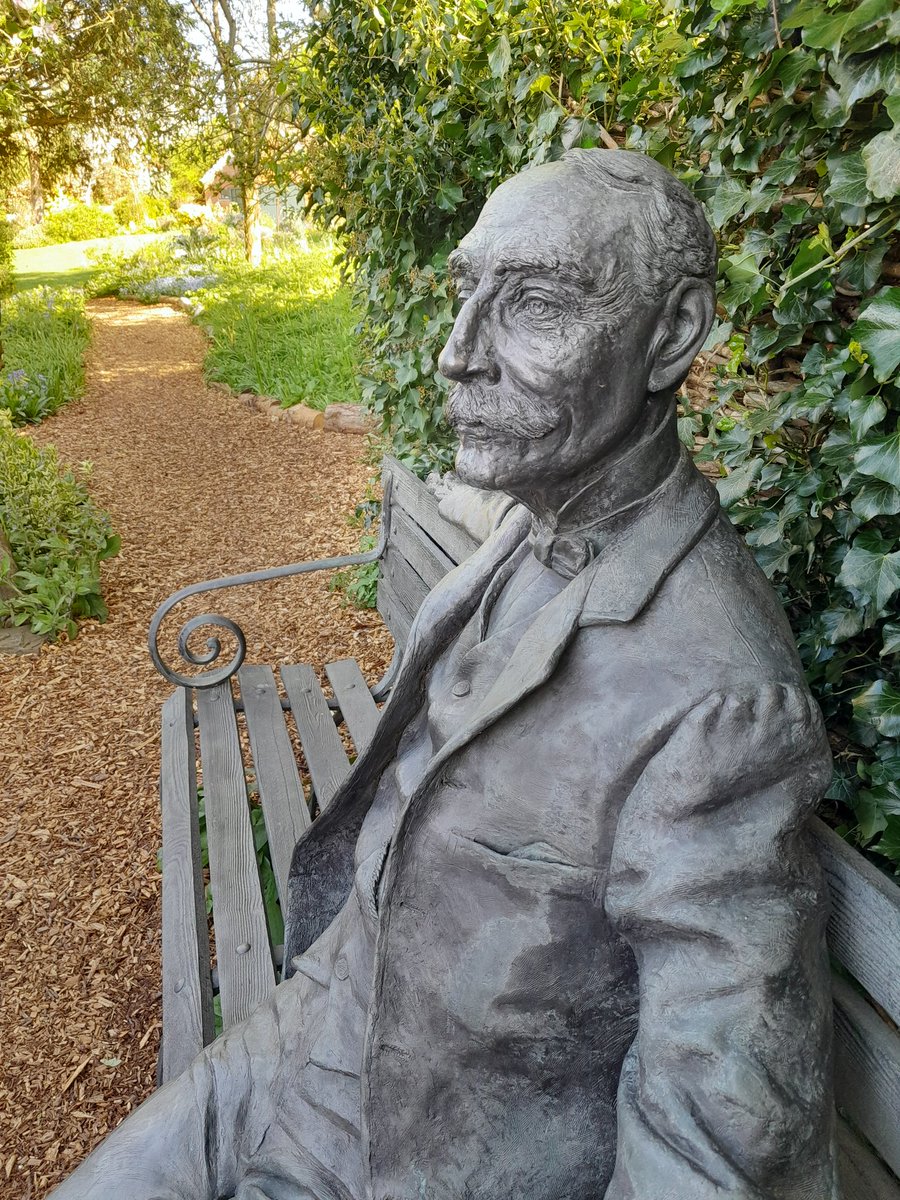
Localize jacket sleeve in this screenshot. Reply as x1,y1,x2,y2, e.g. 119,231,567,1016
603,684,839,1200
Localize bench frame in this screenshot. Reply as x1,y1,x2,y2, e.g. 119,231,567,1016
149,457,900,1199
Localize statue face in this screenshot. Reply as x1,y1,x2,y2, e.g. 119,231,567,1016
439,161,666,496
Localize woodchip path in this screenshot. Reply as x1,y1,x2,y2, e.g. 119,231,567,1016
0,299,393,1199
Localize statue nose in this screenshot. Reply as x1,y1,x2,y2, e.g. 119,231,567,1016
438,315,500,383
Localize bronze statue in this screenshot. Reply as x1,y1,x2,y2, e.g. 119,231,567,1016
52,149,837,1200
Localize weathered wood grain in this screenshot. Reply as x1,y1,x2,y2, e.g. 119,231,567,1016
389,501,456,591
239,665,310,908
281,664,350,810
325,658,380,755
838,1118,900,1200
382,544,430,625
377,571,413,647
833,973,900,1180
196,682,275,1030
813,817,900,1027
384,456,480,566
159,689,214,1083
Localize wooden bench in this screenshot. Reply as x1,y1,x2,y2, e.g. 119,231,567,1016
149,455,900,1199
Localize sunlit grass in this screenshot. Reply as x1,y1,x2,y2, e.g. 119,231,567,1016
198,241,361,411
13,233,162,292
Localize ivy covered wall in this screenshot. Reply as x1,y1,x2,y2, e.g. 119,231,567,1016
291,0,900,872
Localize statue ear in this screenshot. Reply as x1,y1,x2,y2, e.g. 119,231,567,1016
647,279,715,394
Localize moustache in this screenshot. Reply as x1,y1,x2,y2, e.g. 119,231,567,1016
445,384,558,441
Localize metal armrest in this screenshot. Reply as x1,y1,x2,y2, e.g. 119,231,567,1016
148,477,392,689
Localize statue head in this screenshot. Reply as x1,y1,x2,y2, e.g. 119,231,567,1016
438,149,717,500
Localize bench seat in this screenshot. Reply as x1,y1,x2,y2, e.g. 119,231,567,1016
154,457,900,1199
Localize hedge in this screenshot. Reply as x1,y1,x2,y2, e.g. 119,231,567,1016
291,0,900,873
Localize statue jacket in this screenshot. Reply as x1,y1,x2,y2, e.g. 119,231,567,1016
284,450,838,1200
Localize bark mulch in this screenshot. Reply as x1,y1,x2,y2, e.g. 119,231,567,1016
0,298,394,1199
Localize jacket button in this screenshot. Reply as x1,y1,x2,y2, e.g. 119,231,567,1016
451,679,471,697
334,955,349,980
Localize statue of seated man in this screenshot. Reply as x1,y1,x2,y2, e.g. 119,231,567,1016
51,149,837,1200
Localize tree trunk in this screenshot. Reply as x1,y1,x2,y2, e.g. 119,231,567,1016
24,129,44,224
241,181,262,267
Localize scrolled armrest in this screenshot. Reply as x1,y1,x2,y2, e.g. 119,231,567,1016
148,478,392,689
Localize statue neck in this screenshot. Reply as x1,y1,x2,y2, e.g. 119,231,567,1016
521,398,681,535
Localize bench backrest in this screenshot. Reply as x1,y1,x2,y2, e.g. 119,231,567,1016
376,457,479,646
379,457,900,1191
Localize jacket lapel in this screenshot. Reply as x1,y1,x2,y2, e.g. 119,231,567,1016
414,451,720,788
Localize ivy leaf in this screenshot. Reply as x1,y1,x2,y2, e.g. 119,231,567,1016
853,679,900,738
855,431,900,488
826,150,873,208
832,47,900,107
674,45,726,77
792,0,895,58
838,530,900,612
488,34,512,80
716,458,762,506
851,288,900,383
848,394,887,440
705,177,751,228
862,127,900,200
881,623,900,656
811,84,847,128
850,480,900,519
872,815,900,863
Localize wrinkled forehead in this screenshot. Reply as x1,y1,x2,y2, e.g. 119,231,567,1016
449,164,634,288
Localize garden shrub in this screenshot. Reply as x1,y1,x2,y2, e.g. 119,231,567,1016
0,288,90,424
293,0,900,871
0,218,13,297
112,194,147,228
41,203,120,244
0,411,120,639
88,224,243,299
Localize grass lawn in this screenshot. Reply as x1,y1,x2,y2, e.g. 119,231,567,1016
13,233,163,292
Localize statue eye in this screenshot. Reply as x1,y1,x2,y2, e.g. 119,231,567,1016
521,293,555,318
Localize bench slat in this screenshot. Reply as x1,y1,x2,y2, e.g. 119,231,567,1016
382,544,430,625
833,974,900,1179
377,570,413,648
160,690,214,1083
813,817,900,1027
196,682,276,1029
838,1118,900,1200
384,456,480,566
281,664,350,810
326,658,380,755
239,665,310,908
389,501,456,592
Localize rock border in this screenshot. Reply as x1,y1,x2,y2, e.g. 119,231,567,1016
172,296,377,436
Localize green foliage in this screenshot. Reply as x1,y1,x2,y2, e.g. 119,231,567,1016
293,0,677,471
1,286,90,424
293,0,900,870
41,204,120,245
0,410,119,639
198,238,361,410
87,223,243,299
112,195,147,228
329,534,380,609
0,217,12,297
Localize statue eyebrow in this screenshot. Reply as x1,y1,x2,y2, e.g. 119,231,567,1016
494,255,594,289
447,248,595,291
